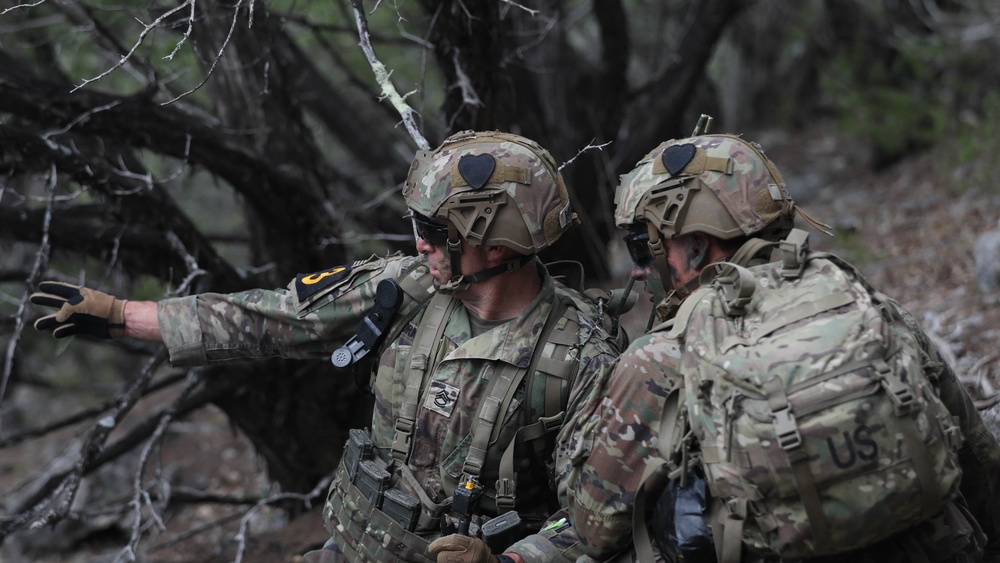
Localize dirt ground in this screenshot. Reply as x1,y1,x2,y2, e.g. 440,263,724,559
2,125,999,562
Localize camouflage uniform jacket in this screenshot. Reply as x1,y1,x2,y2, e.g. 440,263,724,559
557,261,1000,561
158,252,620,562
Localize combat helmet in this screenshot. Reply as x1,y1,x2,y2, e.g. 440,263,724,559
404,130,578,291
614,133,796,243
614,120,831,318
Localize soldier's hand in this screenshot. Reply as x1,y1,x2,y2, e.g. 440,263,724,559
427,534,498,563
30,281,127,339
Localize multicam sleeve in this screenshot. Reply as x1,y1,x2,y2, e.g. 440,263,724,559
157,254,421,367
505,510,586,563
924,335,1000,558
887,298,1000,557
557,331,683,559
937,357,1000,559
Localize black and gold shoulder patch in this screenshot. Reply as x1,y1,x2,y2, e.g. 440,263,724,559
295,265,352,302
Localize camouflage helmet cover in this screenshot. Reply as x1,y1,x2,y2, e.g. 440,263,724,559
403,130,579,255
614,134,795,240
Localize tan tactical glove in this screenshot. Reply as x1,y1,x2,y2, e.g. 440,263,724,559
427,534,498,563
30,281,127,339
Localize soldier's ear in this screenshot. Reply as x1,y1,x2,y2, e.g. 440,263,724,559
685,234,705,265
486,245,519,262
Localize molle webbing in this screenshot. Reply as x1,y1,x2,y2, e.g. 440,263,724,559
450,163,531,187
326,464,436,562
652,147,734,177
392,292,459,463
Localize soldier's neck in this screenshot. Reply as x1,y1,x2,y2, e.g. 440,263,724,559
459,264,542,321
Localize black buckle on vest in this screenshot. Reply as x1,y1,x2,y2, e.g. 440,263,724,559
495,478,515,512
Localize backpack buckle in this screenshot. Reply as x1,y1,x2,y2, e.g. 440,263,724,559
709,263,755,317
779,229,810,279
874,356,916,416
773,407,802,451
882,377,916,416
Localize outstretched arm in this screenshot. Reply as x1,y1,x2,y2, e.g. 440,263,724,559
124,300,162,341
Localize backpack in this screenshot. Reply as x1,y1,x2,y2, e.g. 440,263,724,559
661,230,964,560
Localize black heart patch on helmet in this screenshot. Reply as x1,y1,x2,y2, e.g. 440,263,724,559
457,154,496,190
661,143,697,176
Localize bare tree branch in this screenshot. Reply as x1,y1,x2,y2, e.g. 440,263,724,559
559,139,613,171
0,163,55,413
350,0,430,150
0,360,239,541
72,2,195,93
500,0,539,17
119,371,202,562
0,351,166,538
1,1,46,16
162,0,244,106
232,475,331,563
0,372,188,449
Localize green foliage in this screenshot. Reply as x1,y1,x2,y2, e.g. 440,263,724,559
820,42,949,164
816,2,1000,168
948,92,1000,193
824,226,881,268
131,275,172,301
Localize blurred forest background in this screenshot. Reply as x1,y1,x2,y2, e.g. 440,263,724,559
1,0,999,561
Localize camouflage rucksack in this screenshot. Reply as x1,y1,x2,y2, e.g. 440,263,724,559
663,230,964,560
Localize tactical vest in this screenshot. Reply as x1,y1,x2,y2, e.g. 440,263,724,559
323,260,609,561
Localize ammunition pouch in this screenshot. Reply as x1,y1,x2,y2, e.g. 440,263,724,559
480,511,524,553
324,466,435,562
324,428,455,562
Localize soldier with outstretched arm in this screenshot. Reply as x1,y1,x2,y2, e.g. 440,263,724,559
556,130,1000,562
32,131,624,563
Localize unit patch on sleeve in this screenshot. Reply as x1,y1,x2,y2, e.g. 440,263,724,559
295,265,351,303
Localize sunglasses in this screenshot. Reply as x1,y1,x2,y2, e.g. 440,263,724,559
412,212,450,246
623,230,654,267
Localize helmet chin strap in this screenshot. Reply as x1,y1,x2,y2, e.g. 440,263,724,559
647,222,704,308
436,222,534,294
647,222,677,296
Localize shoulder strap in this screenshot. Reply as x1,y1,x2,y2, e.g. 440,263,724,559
462,291,582,512
391,291,460,464
633,456,670,563
633,387,685,563
664,286,708,339
529,292,581,420
397,259,436,302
